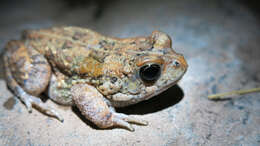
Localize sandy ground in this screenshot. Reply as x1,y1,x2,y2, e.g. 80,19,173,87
0,0,259,145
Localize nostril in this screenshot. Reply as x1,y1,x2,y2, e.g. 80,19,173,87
174,60,180,67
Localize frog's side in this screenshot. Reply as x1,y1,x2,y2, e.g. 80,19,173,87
4,26,187,131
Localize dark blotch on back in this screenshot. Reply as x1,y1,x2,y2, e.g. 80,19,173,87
72,31,87,40
61,41,73,50
110,77,117,84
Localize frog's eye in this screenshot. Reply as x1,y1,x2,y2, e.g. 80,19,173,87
139,63,161,84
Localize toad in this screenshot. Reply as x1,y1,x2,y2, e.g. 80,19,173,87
4,26,187,131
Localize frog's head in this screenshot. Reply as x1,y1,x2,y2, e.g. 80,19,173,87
108,31,188,107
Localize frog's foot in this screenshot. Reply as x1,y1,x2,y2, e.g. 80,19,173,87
112,112,148,131
72,83,148,131
6,80,64,122
16,89,64,122
28,95,64,122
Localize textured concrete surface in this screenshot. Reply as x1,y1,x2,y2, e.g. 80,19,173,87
0,0,260,145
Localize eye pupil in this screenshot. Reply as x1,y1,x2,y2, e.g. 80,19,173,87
139,64,161,83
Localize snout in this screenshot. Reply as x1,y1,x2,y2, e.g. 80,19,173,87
177,55,188,71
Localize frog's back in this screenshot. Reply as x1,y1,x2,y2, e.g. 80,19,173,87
21,26,155,78
23,26,154,53
22,26,106,53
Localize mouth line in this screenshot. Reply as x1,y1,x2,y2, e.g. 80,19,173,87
143,76,183,100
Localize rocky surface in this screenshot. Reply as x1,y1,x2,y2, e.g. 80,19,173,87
0,0,259,145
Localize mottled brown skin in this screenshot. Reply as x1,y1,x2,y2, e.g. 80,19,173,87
4,26,188,131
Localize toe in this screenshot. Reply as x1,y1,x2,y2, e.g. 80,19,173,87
28,95,64,122
114,113,148,125
113,117,135,131
24,100,33,113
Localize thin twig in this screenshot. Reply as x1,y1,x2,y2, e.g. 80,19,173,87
208,87,260,100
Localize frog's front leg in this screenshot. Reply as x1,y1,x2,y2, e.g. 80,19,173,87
71,84,148,131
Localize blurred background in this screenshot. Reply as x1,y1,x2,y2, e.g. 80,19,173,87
0,0,259,145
